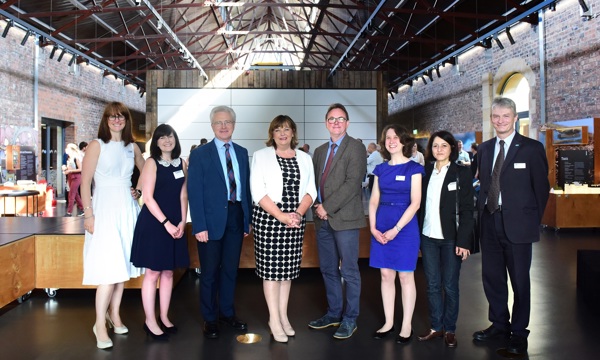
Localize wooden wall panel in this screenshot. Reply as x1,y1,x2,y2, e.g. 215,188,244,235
0,236,35,308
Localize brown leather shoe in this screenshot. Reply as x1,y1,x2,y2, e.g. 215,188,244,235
445,332,457,347
418,329,443,341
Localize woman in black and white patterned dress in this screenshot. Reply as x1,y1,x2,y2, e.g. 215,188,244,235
250,115,317,343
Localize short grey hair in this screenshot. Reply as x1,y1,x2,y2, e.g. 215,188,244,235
491,97,517,117
210,105,236,123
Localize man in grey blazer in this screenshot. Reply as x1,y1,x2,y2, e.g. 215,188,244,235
308,103,367,339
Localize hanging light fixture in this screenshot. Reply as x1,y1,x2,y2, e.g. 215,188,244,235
2,20,13,38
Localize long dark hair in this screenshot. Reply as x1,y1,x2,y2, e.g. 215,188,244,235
97,102,135,146
150,124,181,160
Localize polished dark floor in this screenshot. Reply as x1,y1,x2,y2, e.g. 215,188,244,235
1,225,600,360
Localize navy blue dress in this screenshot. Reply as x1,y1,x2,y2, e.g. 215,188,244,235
369,160,425,271
131,158,189,271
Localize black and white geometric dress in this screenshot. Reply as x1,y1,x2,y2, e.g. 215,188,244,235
252,155,306,281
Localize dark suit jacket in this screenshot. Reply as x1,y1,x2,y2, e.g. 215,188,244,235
419,162,475,249
187,140,252,239
313,135,366,231
476,132,549,244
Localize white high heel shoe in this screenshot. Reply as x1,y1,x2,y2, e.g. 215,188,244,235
106,313,129,335
93,325,113,349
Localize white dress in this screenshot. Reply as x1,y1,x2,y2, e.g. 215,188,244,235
82,140,143,285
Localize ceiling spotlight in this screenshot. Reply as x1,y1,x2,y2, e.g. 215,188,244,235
2,20,13,38
135,0,142,6
49,45,58,59
494,36,504,50
435,67,441,78
20,30,32,46
68,54,76,66
157,21,163,30
57,49,66,62
422,76,427,85
506,28,515,45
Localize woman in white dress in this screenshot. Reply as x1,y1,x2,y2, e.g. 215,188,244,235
81,102,146,349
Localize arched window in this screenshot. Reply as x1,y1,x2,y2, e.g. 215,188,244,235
500,73,530,137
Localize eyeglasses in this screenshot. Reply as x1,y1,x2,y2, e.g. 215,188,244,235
326,116,348,123
212,120,235,127
108,114,125,121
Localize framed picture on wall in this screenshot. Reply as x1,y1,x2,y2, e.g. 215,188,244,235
552,126,588,145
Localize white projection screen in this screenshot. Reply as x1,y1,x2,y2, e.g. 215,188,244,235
157,88,378,159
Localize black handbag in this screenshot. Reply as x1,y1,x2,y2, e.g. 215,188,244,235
455,171,480,254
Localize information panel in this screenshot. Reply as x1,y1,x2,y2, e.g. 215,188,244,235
557,149,593,187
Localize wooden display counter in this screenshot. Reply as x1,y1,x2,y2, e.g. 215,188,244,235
0,236,35,308
542,193,600,229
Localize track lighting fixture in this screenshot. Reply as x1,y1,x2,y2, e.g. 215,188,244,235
57,49,66,62
506,28,515,45
2,20,13,38
49,45,58,59
435,67,441,78
494,35,504,50
20,30,31,46
68,54,76,66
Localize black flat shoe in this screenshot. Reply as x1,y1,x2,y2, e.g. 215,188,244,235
143,324,169,341
396,330,413,344
158,319,178,334
373,326,395,339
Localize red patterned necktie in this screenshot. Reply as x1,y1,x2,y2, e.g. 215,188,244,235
319,143,337,202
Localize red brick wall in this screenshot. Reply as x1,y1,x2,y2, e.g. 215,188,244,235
388,0,600,135
0,23,145,154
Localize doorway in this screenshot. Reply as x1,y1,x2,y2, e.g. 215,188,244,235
41,118,69,197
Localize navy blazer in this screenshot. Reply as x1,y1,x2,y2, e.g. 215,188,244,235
419,162,475,250
476,132,549,244
187,140,252,239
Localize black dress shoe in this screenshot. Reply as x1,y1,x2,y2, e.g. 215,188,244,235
396,330,413,344
472,325,510,341
372,326,394,339
158,319,178,334
506,335,528,354
203,321,219,339
219,316,248,331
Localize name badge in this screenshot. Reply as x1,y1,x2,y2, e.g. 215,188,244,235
514,163,526,169
125,148,134,158
396,175,405,181
448,182,457,191
173,170,184,179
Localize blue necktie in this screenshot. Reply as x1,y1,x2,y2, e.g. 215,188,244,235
224,143,236,202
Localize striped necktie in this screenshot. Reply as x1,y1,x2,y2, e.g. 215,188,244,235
224,143,236,202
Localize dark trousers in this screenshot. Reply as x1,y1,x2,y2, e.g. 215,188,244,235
197,202,244,322
420,235,462,332
367,174,375,192
480,210,532,338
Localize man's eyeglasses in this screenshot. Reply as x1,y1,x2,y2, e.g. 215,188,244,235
108,114,125,121
212,120,235,127
326,117,348,123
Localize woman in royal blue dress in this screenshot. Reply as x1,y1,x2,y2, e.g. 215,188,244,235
131,124,189,341
369,124,424,344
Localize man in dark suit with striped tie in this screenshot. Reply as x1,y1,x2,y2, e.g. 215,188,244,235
473,97,549,355
188,105,252,339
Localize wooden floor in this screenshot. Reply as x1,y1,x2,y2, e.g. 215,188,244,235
1,221,599,360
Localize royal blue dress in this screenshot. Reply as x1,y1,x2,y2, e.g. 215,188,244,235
370,160,425,271
131,158,189,271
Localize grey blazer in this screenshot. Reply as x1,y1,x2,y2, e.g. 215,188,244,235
313,135,367,231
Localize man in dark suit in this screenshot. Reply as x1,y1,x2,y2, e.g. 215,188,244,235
473,97,549,355
308,103,367,339
187,105,252,339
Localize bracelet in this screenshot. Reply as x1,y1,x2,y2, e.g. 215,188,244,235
135,189,142,197
395,225,401,232
161,218,168,225
294,211,302,217
83,206,92,211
